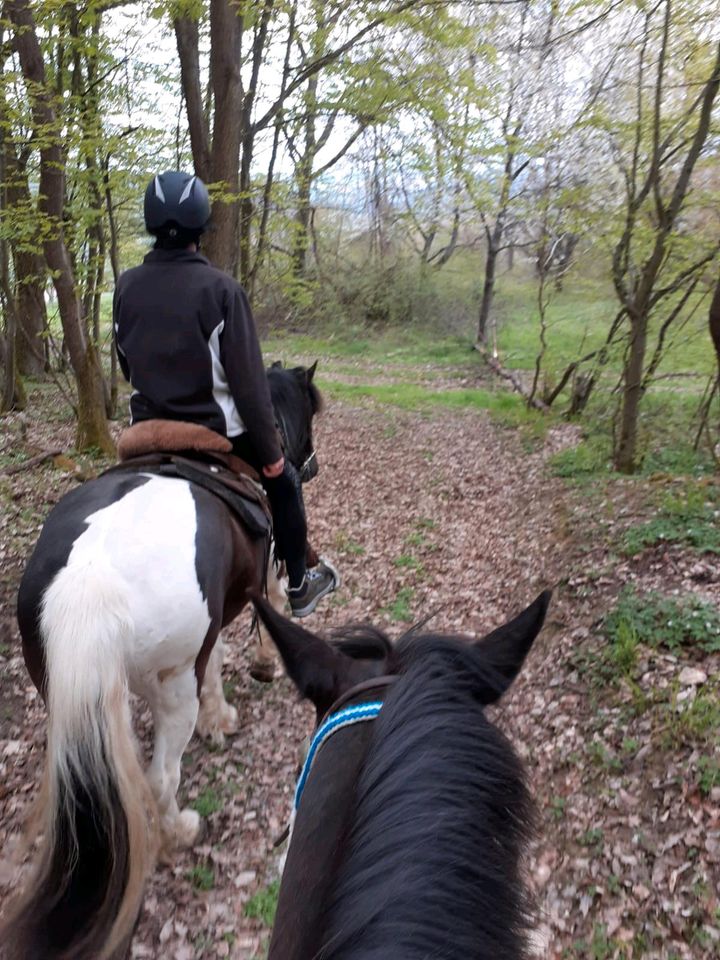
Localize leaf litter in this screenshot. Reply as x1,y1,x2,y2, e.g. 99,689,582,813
0,393,718,959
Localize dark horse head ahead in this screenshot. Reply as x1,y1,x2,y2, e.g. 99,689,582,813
268,360,322,482
1,364,321,960
254,590,551,960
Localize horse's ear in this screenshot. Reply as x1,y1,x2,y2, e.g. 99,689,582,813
252,596,342,714
306,360,318,383
472,590,551,704
271,360,283,369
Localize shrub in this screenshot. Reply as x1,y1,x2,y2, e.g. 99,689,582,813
604,588,720,654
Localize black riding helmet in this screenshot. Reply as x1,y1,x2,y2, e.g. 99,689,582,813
144,171,211,238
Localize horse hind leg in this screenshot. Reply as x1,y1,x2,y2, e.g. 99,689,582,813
249,559,286,683
196,633,239,745
146,668,202,855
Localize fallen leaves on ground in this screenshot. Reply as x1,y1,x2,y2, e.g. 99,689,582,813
1,393,718,959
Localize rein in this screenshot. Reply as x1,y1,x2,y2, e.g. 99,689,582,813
293,676,398,813
275,410,316,483
322,676,398,723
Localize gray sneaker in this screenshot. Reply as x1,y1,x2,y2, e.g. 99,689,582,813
288,560,339,617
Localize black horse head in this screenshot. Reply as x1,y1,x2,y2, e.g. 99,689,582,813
267,361,322,482
253,591,551,960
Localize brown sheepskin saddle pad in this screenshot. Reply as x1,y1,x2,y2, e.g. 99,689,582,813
107,420,271,538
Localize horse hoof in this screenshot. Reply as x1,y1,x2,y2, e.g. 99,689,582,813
196,712,221,745
177,808,202,848
220,703,239,734
159,808,203,857
197,701,238,744
249,660,275,683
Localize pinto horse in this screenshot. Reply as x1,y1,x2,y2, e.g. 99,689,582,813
0,364,321,960
253,589,551,960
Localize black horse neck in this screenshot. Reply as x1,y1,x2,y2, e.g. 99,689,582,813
268,702,378,960
272,642,533,960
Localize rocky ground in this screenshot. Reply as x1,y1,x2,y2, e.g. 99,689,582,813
0,379,718,959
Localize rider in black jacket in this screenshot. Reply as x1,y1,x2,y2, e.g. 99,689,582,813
114,171,337,617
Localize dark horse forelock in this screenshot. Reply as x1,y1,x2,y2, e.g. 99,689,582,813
317,634,534,959
267,365,322,469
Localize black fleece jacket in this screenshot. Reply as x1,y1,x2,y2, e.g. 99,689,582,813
113,248,282,466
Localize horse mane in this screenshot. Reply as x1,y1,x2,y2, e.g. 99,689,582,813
319,633,533,959
329,624,394,661
267,365,323,416
267,365,323,465
307,378,323,415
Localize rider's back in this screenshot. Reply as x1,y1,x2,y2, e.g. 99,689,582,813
115,246,279,463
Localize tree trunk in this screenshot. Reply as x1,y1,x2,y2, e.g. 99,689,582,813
174,16,211,181
0,80,47,377
292,157,313,279
238,129,254,286
13,249,47,377
0,230,27,411
6,0,114,454
614,314,647,473
292,67,319,279
175,4,243,276
203,0,243,274
104,156,121,414
477,239,499,344
709,270,720,375
611,33,720,472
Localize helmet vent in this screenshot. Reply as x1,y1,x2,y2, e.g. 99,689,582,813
154,176,166,202
178,176,196,204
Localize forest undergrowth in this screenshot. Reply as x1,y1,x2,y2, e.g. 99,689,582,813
0,350,718,959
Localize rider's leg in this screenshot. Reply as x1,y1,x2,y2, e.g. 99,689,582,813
262,463,307,589
230,434,337,616
230,434,309,587
263,463,337,615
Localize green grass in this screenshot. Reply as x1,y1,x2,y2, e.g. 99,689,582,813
697,755,720,796
333,530,366,555
549,403,716,483
549,795,567,821
492,275,715,380
244,881,280,927
318,379,518,412
549,437,611,481
382,587,415,622
606,617,640,677
578,827,604,850
265,273,710,478
493,277,620,374
187,863,215,892
317,379,549,439
191,788,222,817
674,688,720,740
264,330,477,371
393,553,424,573
622,486,720,555
604,588,720,655
265,274,714,394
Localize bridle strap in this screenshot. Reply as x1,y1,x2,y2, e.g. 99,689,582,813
293,676,399,814
321,675,399,724
276,410,316,482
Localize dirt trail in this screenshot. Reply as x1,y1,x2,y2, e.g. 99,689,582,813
1,397,716,958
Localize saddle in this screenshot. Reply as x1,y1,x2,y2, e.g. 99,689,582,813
107,420,272,538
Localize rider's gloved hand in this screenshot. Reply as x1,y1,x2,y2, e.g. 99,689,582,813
263,457,285,479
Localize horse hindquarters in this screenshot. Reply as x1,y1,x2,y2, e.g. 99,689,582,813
1,562,158,960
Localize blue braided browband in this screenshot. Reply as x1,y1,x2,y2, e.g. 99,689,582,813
294,701,384,812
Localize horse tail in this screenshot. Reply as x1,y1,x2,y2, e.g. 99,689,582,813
1,561,158,960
